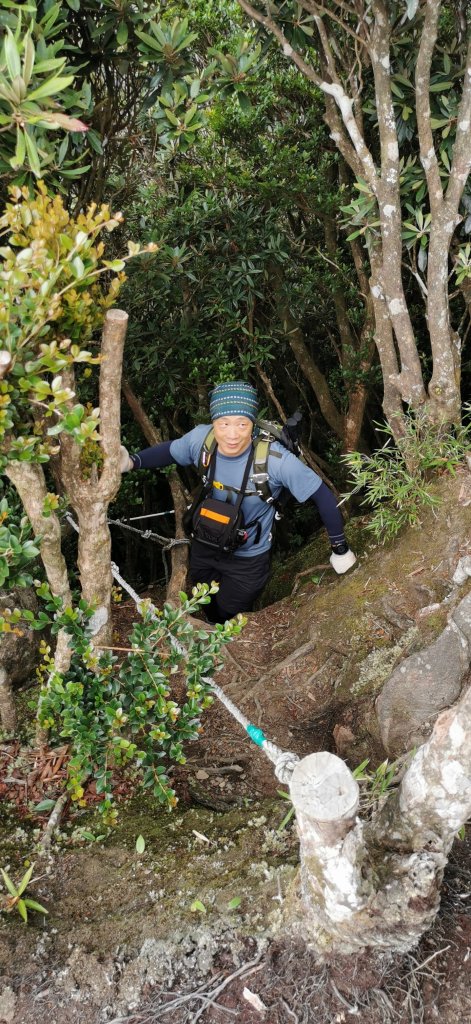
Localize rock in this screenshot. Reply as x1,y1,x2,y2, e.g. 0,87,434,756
377,592,471,756
0,985,17,1024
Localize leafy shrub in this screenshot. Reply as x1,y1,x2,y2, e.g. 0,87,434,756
31,583,244,825
342,409,471,542
0,489,40,588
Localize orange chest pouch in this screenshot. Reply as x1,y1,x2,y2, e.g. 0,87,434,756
188,445,254,555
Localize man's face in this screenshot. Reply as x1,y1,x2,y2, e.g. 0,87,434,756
212,415,253,457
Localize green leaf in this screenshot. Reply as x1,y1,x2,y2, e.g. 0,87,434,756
22,32,35,87
135,834,145,854
190,899,206,913
17,899,28,923
27,75,74,102
117,21,128,46
10,126,26,170
17,864,34,896
227,896,241,910
238,92,252,114
70,256,85,279
23,898,48,914
429,81,454,93
33,799,56,812
24,130,41,177
4,28,21,80
1,868,17,898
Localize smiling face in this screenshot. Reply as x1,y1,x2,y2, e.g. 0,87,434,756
212,415,254,457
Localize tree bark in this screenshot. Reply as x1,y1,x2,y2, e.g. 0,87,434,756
60,308,129,647
0,668,16,733
416,9,471,424
5,461,72,674
287,677,471,953
121,377,189,602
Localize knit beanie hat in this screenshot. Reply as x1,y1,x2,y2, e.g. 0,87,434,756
209,381,259,423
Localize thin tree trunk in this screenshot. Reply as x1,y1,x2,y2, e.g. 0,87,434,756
60,309,129,648
121,377,189,601
5,461,72,674
0,668,16,733
269,264,345,440
416,7,471,424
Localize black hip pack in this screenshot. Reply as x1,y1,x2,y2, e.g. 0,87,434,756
184,445,256,555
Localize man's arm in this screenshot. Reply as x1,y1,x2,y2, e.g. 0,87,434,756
310,482,356,574
270,447,356,574
121,425,210,474
121,441,175,471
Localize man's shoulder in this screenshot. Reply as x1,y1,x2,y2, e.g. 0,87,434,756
170,423,211,466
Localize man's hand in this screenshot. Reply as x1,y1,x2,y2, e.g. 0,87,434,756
330,548,357,574
120,445,133,472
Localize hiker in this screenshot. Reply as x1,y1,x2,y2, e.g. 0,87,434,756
120,381,356,623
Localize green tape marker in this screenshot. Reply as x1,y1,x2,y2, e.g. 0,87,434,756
246,723,266,747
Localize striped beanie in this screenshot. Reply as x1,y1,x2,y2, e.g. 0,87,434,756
209,381,259,423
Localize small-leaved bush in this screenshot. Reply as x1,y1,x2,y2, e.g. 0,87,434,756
28,583,243,825
342,410,471,542
0,489,40,588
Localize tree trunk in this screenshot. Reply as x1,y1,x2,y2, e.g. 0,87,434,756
416,7,471,425
269,263,345,441
287,677,471,953
0,668,16,733
5,461,72,674
60,308,129,648
121,377,189,602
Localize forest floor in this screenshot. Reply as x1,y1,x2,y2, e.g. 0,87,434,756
1,472,471,1024
1,593,470,1024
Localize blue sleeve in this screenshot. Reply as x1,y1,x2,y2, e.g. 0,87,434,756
268,445,346,547
169,424,211,468
268,444,323,502
131,440,174,470
131,424,210,470
310,481,346,547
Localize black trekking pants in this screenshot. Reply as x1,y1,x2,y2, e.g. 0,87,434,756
190,541,271,624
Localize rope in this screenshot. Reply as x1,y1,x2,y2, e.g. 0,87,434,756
65,514,298,784
127,510,175,521
108,518,170,545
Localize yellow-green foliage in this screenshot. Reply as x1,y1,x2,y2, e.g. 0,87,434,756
0,181,125,348
0,182,154,466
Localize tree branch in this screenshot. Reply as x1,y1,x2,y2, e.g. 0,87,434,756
444,33,471,217
236,0,379,191
97,308,129,497
415,0,443,212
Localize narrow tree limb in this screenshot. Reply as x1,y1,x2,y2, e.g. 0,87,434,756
98,308,129,497
122,377,189,601
0,668,16,733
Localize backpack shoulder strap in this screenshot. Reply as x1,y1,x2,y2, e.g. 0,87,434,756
252,436,274,504
198,427,217,479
